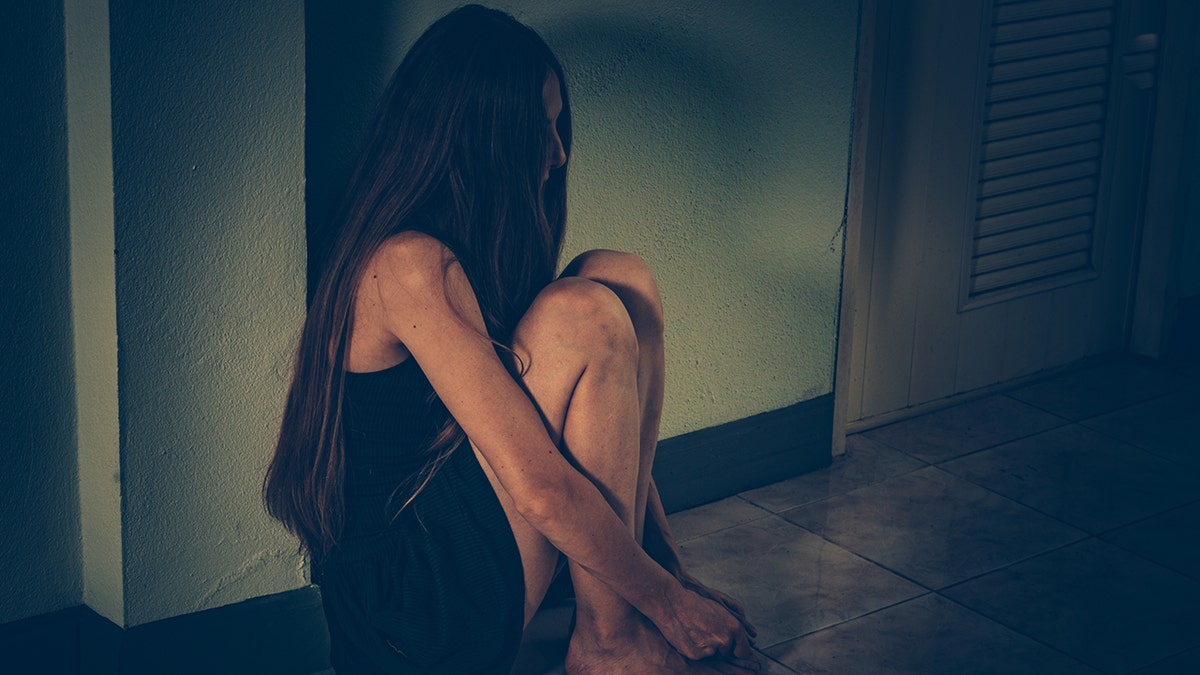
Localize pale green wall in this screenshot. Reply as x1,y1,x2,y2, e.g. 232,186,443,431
308,0,860,438
0,2,83,624
107,0,308,625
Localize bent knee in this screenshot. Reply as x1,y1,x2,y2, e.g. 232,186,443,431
563,250,664,337
521,277,639,358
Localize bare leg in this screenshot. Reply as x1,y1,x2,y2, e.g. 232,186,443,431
471,276,706,674
562,250,665,543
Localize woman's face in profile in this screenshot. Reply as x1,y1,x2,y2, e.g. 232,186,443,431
542,72,566,184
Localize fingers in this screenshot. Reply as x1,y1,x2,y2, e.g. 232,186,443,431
715,596,754,633
707,623,759,672
664,588,760,665
706,661,759,674
685,578,758,640
707,590,757,642
733,635,759,668
701,645,761,675
731,610,757,642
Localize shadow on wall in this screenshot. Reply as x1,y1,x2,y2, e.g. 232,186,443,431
305,0,411,296
0,0,82,623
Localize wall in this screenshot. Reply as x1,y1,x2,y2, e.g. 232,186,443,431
107,0,308,626
306,0,860,438
0,2,83,623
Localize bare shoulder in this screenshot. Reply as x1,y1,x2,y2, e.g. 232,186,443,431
367,230,457,290
362,231,483,339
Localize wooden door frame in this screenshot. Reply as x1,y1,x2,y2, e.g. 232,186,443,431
832,0,887,454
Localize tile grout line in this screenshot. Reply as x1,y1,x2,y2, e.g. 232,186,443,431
931,590,1107,673
861,408,1075,465
931,438,1200,539
757,591,937,653
670,498,775,544
1073,398,1200,474
734,459,930,515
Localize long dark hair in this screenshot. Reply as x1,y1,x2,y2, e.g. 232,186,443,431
264,5,572,560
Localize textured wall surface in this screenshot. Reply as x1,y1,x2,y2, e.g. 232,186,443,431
108,0,308,626
0,2,83,624
307,0,860,438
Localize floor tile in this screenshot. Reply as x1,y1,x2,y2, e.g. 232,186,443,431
1130,646,1200,674
941,425,1200,534
1102,501,1200,581
757,653,800,674
667,496,771,542
739,434,926,513
863,395,1066,463
766,593,1100,675
1080,391,1200,471
779,466,1085,589
1006,361,1176,421
678,515,924,648
943,538,1200,674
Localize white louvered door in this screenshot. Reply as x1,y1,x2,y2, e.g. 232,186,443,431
846,0,1163,426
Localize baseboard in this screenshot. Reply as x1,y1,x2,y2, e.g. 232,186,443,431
0,586,329,675
654,394,835,513
0,396,833,673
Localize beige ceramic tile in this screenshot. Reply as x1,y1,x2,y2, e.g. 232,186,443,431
942,425,1200,534
863,395,1066,463
944,539,1200,674
780,466,1085,589
1130,646,1200,674
679,515,924,648
1080,390,1200,470
1006,360,1176,421
740,434,926,513
1102,501,1200,581
767,593,1101,674
667,496,771,543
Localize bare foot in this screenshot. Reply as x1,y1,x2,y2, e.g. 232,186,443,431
564,615,752,675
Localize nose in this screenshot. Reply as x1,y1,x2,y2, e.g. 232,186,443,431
548,132,566,170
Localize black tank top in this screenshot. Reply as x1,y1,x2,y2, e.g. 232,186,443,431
342,357,446,536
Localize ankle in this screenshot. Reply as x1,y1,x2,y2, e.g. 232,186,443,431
572,609,644,648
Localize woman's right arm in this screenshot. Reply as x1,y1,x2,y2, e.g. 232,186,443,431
362,233,751,662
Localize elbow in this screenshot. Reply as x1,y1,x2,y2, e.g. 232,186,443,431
511,475,575,530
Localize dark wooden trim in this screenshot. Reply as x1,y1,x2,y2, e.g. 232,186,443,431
0,586,329,675
0,397,833,672
116,586,329,675
654,394,834,513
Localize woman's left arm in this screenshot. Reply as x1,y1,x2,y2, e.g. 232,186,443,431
642,478,757,640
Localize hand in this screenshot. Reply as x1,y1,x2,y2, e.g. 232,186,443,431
679,571,758,642
657,586,760,673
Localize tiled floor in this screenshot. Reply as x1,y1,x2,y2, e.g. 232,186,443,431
515,357,1200,674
